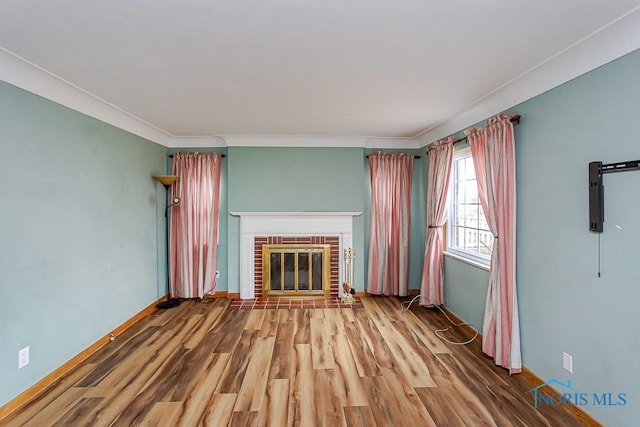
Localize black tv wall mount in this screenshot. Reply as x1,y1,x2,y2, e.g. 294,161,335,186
589,159,640,232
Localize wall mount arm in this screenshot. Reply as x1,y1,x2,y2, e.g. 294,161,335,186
600,160,640,174
589,159,640,233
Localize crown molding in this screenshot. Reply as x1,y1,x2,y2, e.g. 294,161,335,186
364,137,420,150
0,47,172,146
166,136,228,148
211,135,419,149
415,6,640,148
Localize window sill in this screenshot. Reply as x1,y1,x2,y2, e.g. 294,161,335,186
443,251,490,272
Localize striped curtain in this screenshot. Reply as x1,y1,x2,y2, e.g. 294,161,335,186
170,152,222,298
367,152,413,296
467,114,521,374
420,137,454,306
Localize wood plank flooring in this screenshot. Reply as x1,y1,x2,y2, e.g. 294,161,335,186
1,297,595,426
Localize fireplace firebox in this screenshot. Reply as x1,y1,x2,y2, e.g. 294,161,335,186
263,244,330,297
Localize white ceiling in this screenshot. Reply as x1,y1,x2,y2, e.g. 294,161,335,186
1,1,639,148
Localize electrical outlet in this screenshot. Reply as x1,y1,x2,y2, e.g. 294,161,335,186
215,270,220,279
18,346,29,369
563,352,573,373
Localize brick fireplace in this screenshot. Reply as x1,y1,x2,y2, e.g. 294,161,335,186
232,212,361,299
254,236,339,299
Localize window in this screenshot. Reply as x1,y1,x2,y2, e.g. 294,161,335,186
447,149,494,265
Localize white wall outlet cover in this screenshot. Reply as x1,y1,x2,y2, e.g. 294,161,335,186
563,352,573,373
18,346,29,369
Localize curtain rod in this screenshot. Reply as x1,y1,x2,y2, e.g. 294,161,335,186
168,154,226,158
452,115,521,146
365,155,421,159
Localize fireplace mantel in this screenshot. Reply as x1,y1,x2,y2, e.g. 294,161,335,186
233,211,361,299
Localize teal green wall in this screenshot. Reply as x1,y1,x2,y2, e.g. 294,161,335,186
227,146,367,293
167,147,229,292
228,146,365,212
0,82,167,407
440,49,640,426
226,146,427,295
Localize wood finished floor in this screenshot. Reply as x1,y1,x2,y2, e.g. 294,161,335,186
2,297,593,426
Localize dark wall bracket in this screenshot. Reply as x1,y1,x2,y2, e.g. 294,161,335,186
589,159,640,233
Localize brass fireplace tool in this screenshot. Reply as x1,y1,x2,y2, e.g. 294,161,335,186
342,248,356,303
